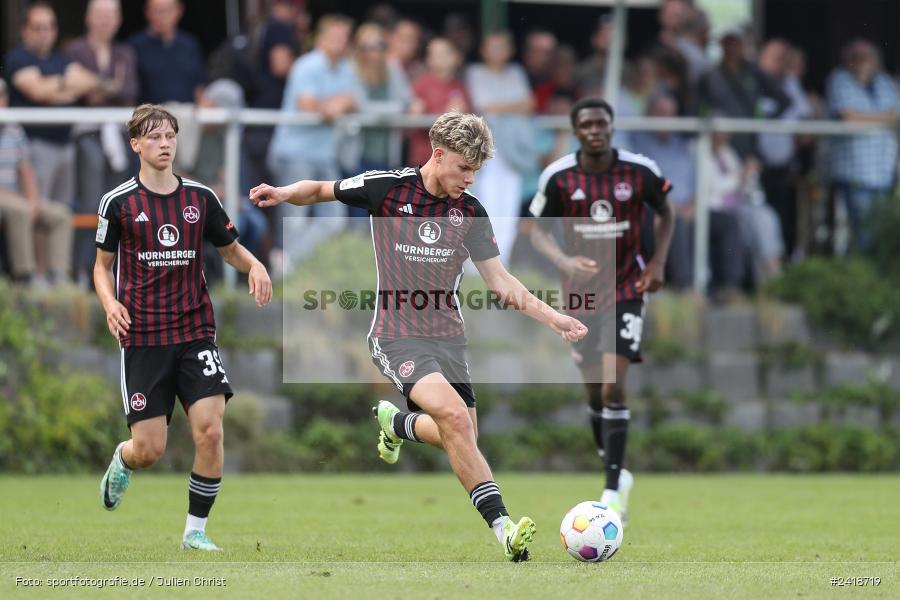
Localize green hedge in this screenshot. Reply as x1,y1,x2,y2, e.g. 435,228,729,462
0,282,122,472
767,258,900,350
236,382,900,472
209,385,900,473
228,419,899,474
869,193,900,279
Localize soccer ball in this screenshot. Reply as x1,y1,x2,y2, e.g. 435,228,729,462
559,501,624,562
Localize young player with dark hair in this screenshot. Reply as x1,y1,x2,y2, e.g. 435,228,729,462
529,97,675,523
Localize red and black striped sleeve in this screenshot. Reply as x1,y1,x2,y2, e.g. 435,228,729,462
203,189,239,247
464,200,500,262
334,170,407,212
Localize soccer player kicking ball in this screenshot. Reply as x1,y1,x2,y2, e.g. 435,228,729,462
529,98,675,524
250,112,587,561
95,104,272,551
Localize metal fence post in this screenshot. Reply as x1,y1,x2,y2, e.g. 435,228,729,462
224,113,242,288
602,0,628,105
693,122,712,295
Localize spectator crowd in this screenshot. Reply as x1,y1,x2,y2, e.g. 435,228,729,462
2,0,899,298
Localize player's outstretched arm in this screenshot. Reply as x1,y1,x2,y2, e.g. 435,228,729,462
474,256,588,343
93,248,131,340
248,180,336,208
217,241,273,307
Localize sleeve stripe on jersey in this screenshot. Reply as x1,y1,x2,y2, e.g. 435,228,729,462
618,150,663,177
98,178,137,217
362,167,416,181
182,178,223,208
535,153,577,194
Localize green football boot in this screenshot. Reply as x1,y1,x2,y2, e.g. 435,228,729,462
373,400,403,464
502,516,536,562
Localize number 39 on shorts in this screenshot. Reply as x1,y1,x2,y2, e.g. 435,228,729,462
198,349,225,377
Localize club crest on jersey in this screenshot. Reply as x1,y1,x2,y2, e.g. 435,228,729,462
449,208,464,227
183,205,200,223
418,221,442,244
614,182,633,202
399,360,415,378
130,393,147,411
157,224,180,247
590,200,613,223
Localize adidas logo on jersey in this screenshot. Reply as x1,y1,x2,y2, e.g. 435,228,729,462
398,203,414,214
571,188,586,201
134,212,150,222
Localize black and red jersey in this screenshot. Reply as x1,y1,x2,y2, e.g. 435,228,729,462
529,149,671,312
96,176,239,347
334,167,499,340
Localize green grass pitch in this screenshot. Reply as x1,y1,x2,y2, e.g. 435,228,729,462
1,474,897,598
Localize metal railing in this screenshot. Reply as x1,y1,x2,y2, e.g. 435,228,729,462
2,107,896,290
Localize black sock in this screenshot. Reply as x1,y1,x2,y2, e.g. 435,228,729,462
392,411,422,442
188,472,221,518
601,406,630,490
469,481,509,527
588,409,604,457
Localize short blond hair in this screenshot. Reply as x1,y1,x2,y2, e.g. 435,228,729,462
428,112,495,165
127,103,179,139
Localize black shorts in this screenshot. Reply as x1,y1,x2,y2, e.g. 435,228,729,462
120,338,233,426
572,299,646,367
369,335,475,411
